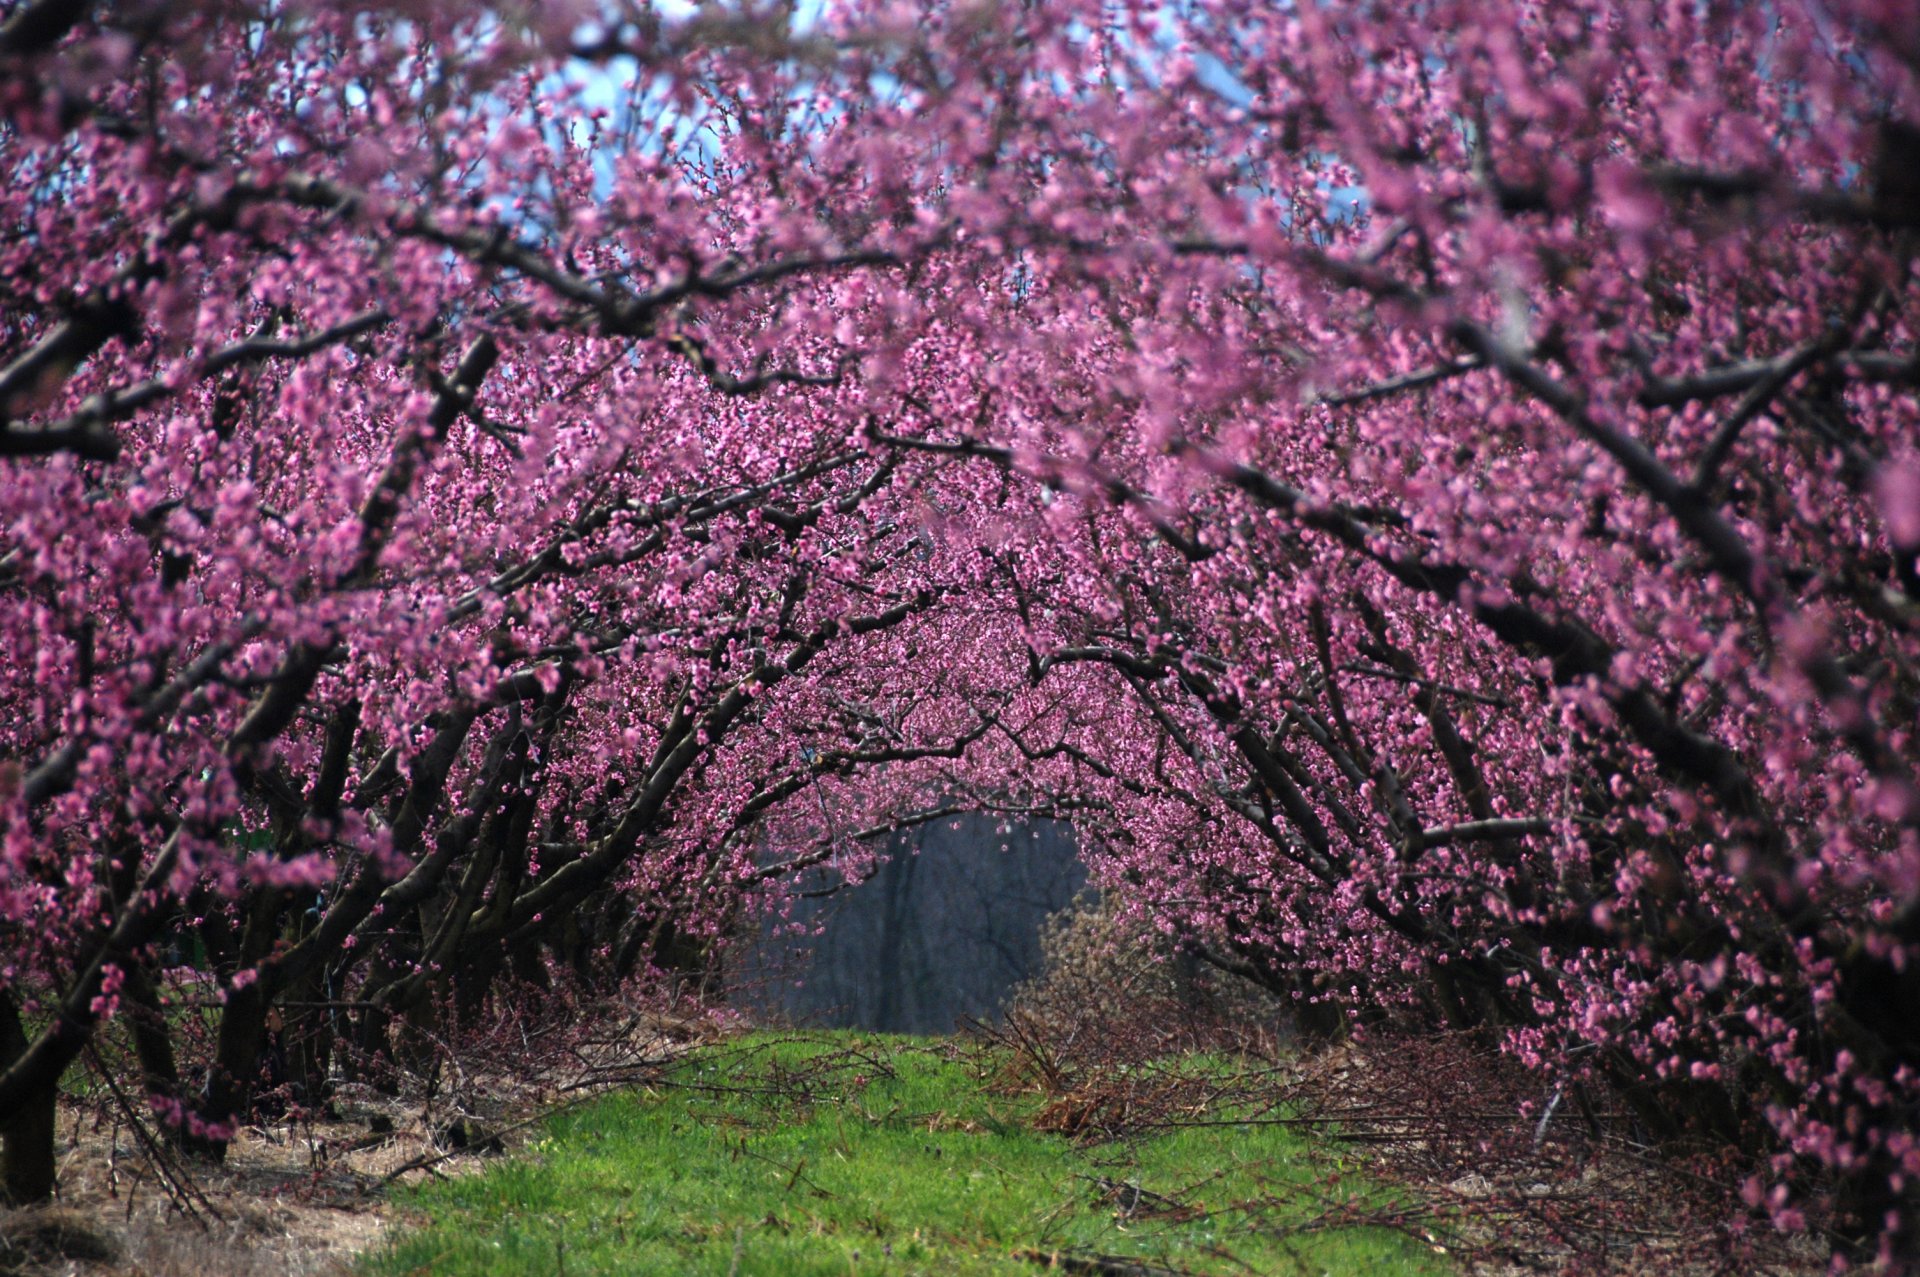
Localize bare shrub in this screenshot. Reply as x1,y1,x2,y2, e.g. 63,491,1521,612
1000,896,1286,1068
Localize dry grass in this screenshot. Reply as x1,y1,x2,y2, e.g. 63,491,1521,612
3,1004,723,1277
1278,1032,1832,1275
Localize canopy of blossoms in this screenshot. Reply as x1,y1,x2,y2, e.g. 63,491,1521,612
2,0,1916,1258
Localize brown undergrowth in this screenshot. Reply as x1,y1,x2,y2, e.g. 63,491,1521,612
975,1008,1831,1272
992,901,1829,1274
1281,1031,1829,1275
1,986,724,1277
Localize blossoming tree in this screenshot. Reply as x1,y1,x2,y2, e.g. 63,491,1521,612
3,0,1917,1258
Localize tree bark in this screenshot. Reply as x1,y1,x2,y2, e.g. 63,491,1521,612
0,991,57,1205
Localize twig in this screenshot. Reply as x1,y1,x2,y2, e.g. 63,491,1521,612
379,1094,600,1186
82,1043,223,1224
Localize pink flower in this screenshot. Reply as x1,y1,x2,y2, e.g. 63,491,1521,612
1594,160,1664,236
1874,455,1920,548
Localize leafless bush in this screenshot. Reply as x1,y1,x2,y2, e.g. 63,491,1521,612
998,897,1286,1069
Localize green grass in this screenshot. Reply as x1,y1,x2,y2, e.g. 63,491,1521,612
364,1032,1453,1276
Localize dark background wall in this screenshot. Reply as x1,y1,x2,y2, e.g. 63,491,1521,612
732,815,1085,1033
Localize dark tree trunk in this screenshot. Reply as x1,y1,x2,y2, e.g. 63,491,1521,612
190,882,294,1161
0,992,57,1205
121,961,184,1113
191,980,270,1160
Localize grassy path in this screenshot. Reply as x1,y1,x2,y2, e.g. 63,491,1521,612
363,1032,1452,1276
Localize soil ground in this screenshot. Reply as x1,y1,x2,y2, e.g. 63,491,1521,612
0,1010,719,1276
